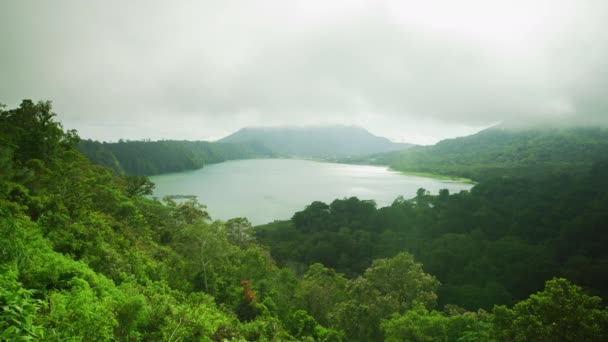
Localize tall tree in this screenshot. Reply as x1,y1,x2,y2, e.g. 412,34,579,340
493,278,608,341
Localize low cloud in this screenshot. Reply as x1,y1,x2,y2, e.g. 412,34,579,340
1,0,606,144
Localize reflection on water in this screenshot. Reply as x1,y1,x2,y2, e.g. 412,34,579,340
150,159,473,225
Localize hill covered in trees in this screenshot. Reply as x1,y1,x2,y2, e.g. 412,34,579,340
256,163,608,309
1,100,608,341
77,125,412,176
80,125,608,180
218,125,413,158
78,139,275,175
344,126,608,181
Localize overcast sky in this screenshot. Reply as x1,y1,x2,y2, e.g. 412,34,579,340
1,0,607,144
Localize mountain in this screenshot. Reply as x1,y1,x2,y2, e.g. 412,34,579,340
348,126,608,181
217,125,413,158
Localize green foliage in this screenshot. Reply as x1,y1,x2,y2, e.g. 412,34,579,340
330,253,440,341
0,210,27,264
2,100,607,340
156,292,235,341
78,138,275,175
345,126,608,181
0,99,79,165
257,197,378,277
45,278,117,341
358,252,439,310
0,270,45,341
75,139,125,174
124,175,155,196
257,164,608,311
287,310,321,339
113,283,149,340
492,278,608,341
381,305,492,342
0,100,296,340
225,217,255,248
295,263,348,327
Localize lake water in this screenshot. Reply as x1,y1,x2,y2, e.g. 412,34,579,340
150,159,473,225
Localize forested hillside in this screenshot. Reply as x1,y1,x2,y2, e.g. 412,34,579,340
79,125,411,176
256,164,608,310
78,139,275,175
219,125,413,158
1,100,607,341
346,126,608,181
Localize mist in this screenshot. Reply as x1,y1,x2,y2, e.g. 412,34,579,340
1,0,607,144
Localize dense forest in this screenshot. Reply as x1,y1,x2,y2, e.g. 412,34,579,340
78,139,275,176
256,165,608,309
1,100,608,341
343,126,608,181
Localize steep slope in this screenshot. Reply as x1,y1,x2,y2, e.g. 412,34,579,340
218,125,413,158
78,139,275,175
350,126,608,180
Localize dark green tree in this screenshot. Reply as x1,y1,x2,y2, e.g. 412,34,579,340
493,278,608,341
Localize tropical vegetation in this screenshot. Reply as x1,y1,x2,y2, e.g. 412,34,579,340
1,100,606,340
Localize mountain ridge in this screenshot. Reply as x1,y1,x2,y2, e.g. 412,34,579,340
343,125,608,181
218,125,414,158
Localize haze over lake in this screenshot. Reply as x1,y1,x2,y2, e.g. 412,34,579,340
150,159,473,224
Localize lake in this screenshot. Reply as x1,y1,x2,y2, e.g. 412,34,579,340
150,159,473,225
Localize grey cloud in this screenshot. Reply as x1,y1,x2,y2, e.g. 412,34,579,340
1,0,607,143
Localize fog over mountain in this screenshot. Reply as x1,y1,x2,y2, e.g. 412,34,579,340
3,3,608,339
1,0,607,144
219,125,413,157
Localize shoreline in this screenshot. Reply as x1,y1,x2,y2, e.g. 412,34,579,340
388,168,476,184
149,157,477,185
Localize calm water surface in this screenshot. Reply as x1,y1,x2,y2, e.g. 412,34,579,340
150,159,473,225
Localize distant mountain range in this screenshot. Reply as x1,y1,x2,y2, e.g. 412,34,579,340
79,124,608,180
218,125,413,158
77,125,412,175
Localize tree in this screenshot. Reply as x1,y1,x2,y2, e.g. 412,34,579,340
492,278,608,341
330,252,440,341
172,221,230,293
0,99,79,164
166,198,210,224
225,217,254,248
381,305,491,342
292,201,330,233
235,280,260,322
358,252,440,310
286,310,320,339
124,175,155,197
295,263,348,327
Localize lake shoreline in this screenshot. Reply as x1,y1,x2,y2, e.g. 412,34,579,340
148,156,477,184
387,168,476,184
150,159,474,225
